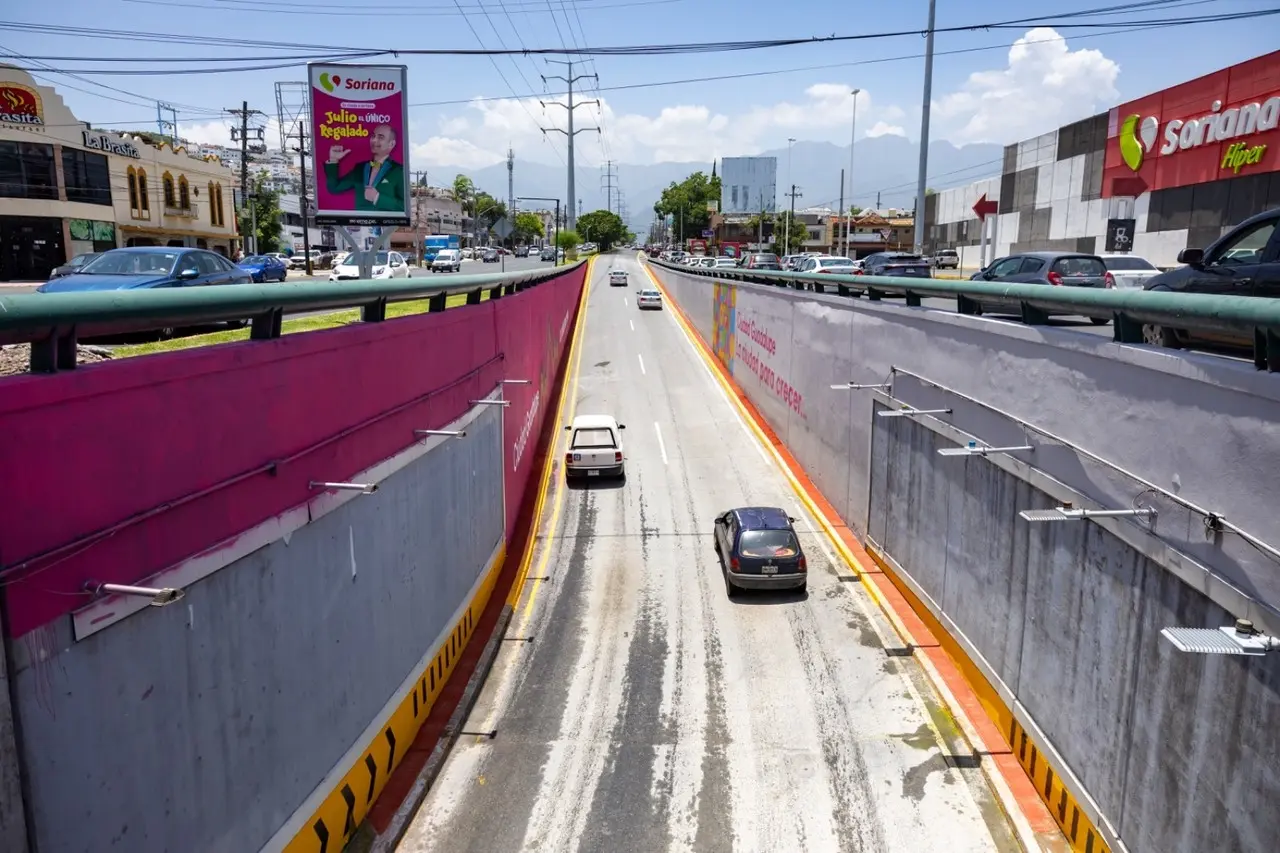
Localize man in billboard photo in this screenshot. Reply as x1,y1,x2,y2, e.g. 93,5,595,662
324,124,405,212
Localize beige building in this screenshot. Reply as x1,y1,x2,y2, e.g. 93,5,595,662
0,64,238,281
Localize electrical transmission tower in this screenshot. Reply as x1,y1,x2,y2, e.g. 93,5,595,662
540,59,599,231
274,82,310,153
601,160,618,216
156,102,178,146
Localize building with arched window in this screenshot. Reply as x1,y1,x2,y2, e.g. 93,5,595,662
0,63,240,281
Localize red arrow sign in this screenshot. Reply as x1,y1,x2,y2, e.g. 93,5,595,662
1110,174,1149,198
972,193,998,221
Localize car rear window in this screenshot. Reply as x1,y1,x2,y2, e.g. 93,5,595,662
1103,256,1157,271
820,257,854,266
739,529,800,558
752,254,779,262
885,254,927,264
571,428,615,449
1053,256,1106,276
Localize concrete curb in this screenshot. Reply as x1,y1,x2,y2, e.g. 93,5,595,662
362,603,515,853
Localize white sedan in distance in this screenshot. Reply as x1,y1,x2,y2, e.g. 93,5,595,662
609,269,628,286
797,255,861,275
637,288,664,310
1099,254,1163,289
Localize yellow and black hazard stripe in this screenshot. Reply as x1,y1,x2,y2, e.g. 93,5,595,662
1008,718,1112,853
283,544,505,853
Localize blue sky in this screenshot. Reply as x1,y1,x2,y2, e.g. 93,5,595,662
3,0,1277,169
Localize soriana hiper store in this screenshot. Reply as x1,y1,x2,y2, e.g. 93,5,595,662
1103,50,1279,260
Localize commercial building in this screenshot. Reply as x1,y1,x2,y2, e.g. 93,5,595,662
0,64,239,280
721,156,778,215
391,186,466,260
924,50,1280,268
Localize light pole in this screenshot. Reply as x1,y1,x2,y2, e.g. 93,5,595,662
784,137,796,255
846,88,860,259
913,0,937,254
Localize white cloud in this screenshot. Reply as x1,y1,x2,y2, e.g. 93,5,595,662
865,121,906,138
931,27,1119,144
408,84,902,169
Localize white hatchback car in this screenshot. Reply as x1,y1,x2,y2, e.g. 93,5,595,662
328,250,411,281
636,288,663,310
564,415,626,479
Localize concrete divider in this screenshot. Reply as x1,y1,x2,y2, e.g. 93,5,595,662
0,265,585,852
648,260,1280,853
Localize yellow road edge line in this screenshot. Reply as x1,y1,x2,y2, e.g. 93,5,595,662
512,256,595,624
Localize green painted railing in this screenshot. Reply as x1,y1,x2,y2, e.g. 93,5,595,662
0,262,584,373
650,258,1280,373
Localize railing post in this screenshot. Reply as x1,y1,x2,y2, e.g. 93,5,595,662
428,292,448,313
362,298,388,323
250,308,283,340
488,286,503,301
466,289,482,306
1254,327,1280,372
956,295,980,315
866,287,883,301
1020,301,1050,325
905,291,921,307
1113,313,1144,344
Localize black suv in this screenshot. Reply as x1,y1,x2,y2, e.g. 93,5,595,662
540,247,557,261
515,246,530,257
713,506,808,597
1141,207,1280,350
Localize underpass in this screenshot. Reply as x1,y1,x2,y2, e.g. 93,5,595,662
395,255,1025,853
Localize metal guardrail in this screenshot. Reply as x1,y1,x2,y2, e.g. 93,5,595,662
0,262,585,373
649,258,1280,373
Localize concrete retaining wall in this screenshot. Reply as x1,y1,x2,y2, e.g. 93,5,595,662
650,262,1280,853
9,404,504,853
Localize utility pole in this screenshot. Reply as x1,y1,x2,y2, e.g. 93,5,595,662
601,160,618,216
506,148,515,248
156,101,178,146
540,59,599,232
837,168,844,258
847,87,860,258
290,125,313,274
913,0,937,253
413,169,428,264
226,100,266,255
785,184,802,255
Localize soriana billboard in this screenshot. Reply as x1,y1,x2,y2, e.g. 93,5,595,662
308,63,410,226
1103,50,1279,197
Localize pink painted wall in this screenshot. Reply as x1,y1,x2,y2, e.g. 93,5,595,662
0,267,586,637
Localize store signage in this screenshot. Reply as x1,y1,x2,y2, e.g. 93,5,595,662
0,83,44,126
82,130,141,159
1105,218,1135,252
1119,94,1279,173
1221,141,1268,174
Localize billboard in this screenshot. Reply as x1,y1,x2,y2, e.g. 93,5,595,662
308,63,410,226
1102,50,1279,197
721,156,778,214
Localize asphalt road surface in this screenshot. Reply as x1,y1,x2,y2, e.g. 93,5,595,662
394,254,1022,853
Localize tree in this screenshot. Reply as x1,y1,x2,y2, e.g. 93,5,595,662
473,191,506,229
654,171,721,242
555,229,580,250
452,174,475,213
769,211,806,255
513,211,544,243
245,170,284,253
575,209,626,250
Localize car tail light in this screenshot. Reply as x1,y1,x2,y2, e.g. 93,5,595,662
798,555,807,573
614,451,623,462
1047,271,1063,286
564,453,573,465
1104,271,1116,288
730,556,740,571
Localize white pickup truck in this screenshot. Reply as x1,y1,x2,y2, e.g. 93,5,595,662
564,414,626,480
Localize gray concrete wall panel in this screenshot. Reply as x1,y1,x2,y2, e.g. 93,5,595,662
0,619,29,853
10,406,505,853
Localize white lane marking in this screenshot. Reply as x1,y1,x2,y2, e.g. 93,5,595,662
637,353,646,375
629,319,635,331
624,296,629,307
654,421,669,465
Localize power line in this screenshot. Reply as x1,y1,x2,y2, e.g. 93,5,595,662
119,0,679,13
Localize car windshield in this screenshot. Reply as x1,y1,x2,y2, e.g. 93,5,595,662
1103,256,1157,271
571,428,616,449
1054,257,1106,276
242,255,269,263
739,529,800,558
344,252,391,266
80,250,181,275
819,257,854,266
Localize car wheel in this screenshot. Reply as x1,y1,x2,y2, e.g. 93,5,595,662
1142,323,1181,348
1089,317,1110,326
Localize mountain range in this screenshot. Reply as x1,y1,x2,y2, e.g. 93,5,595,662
428,137,1006,232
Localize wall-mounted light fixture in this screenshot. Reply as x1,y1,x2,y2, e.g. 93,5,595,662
83,581,185,607
1161,619,1278,656
938,440,1035,457
471,399,511,407
876,406,952,418
830,381,892,390
415,429,467,438
1018,500,1155,523
309,481,378,494
501,379,532,385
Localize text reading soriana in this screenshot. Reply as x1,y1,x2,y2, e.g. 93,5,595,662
317,108,393,141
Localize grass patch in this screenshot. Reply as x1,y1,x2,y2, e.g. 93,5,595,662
113,293,476,358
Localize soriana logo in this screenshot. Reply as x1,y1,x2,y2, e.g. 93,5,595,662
1116,93,1278,174
0,83,44,126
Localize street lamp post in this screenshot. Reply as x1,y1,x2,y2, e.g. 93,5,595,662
517,196,561,266
846,88,860,258
913,0,937,254
784,137,796,255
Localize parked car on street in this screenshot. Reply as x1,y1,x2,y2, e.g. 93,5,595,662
37,247,252,293
481,247,499,263
1099,254,1162,290
564,414,626,480
329,250,412,280
714,506,808,597
237,254,289,283
931,249,960,269
49,252,99,279
968,251,1110,324
1140,207,1280,350
431,249,463,272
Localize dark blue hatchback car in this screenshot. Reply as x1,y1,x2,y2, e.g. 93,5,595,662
713,506,808,597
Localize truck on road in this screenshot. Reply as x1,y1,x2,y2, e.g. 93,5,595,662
423,234,460,264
